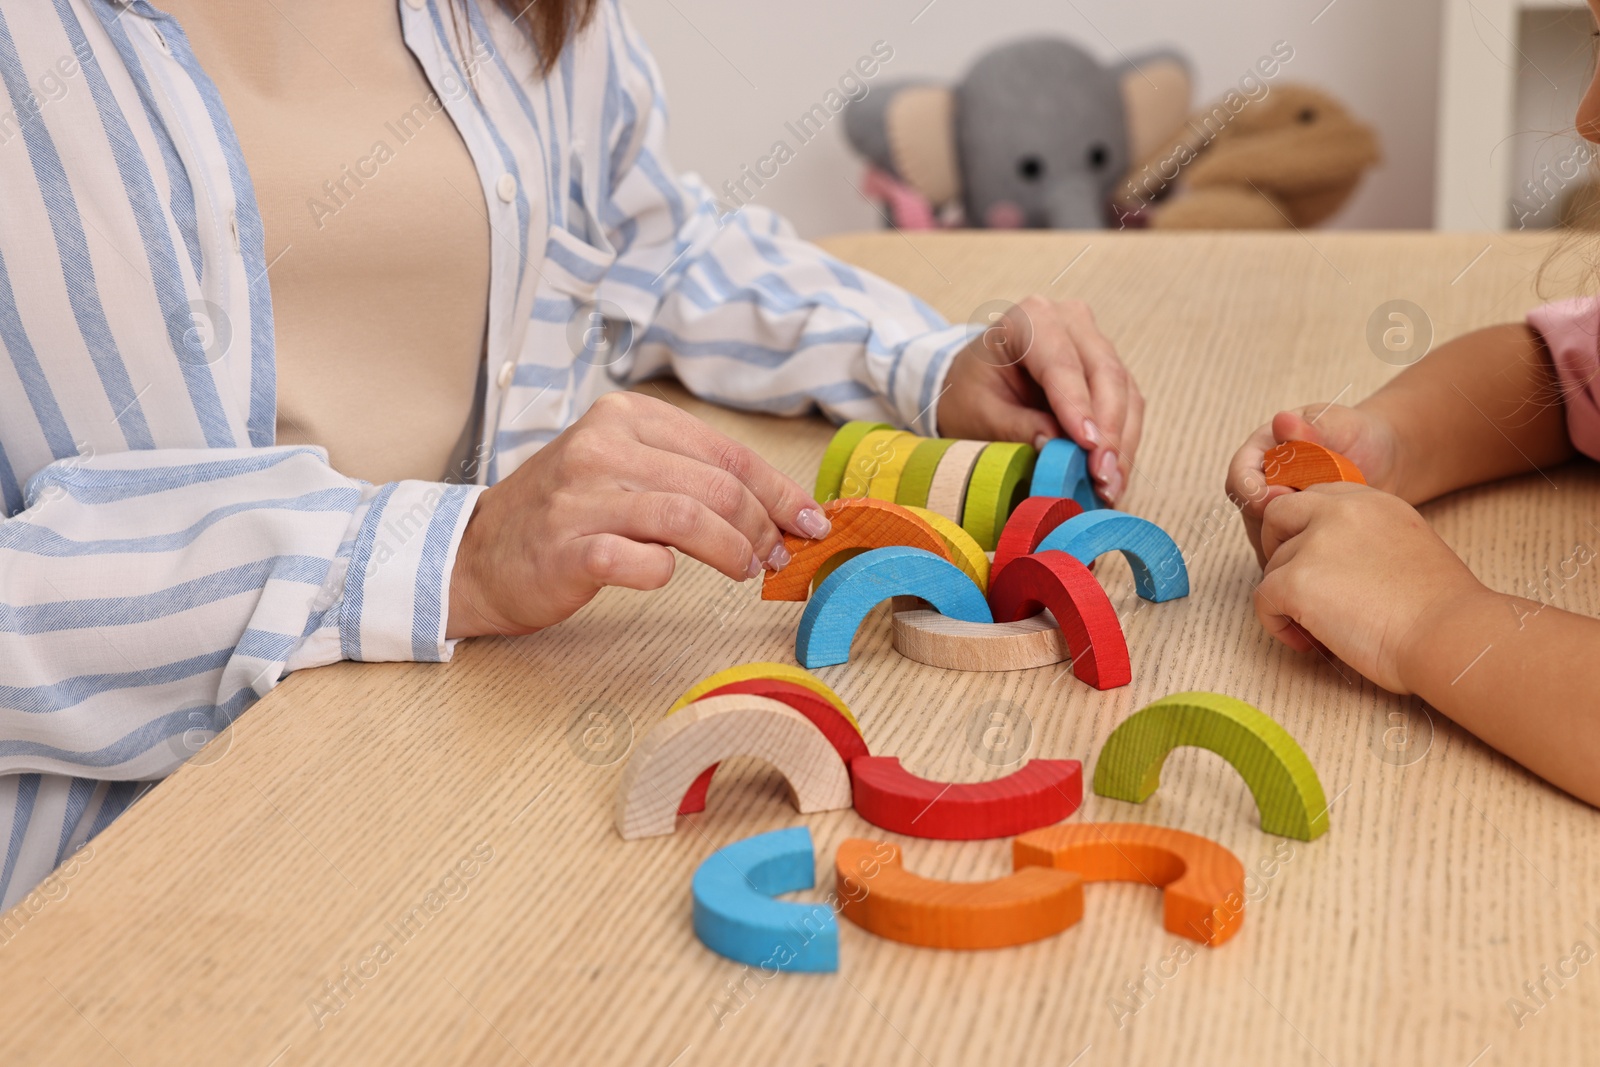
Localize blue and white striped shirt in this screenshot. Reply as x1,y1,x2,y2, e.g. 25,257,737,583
0,0,973,908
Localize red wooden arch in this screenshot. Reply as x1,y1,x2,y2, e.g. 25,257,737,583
992,496,1084,582
987,550,1131,690
849,756,1082,839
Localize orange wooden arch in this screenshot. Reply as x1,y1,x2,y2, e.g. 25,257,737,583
1263,440,1366,489
1014,823,1247,946
762,498,953,601
835,838,1083,949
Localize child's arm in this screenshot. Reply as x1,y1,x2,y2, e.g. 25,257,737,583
1404,578,1600,806
1358,323,1575,503
1254,482,1600,807
1228,324,1576,562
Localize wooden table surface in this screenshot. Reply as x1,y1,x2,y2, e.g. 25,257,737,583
5,232,1599,1067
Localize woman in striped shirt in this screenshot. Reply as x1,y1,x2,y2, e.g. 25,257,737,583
0,0,1143,907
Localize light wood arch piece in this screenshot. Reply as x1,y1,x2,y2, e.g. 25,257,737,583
614,694,852,840
891,608,1068,671
924,439,987,525
676,679,868,815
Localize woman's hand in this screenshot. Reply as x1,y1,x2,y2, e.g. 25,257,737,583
1226,403,1403,566
446,391,831,637
936,296,1143,506
1253,483,1486,693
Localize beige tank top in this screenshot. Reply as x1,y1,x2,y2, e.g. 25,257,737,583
161,0,491,485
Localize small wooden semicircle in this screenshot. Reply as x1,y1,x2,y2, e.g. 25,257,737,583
762,498,953,602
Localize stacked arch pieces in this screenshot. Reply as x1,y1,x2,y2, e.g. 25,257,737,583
816,423,1109,552
894,498,1192,689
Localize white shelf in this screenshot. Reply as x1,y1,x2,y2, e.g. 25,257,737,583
1435,0,1590,228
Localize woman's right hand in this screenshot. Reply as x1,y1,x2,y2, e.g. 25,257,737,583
1226,403,1402,567
446,391,832,637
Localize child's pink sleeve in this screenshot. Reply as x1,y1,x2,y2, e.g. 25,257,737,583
1528,296,1600,460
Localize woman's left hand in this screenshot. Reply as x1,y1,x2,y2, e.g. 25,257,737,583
936,296,1143,505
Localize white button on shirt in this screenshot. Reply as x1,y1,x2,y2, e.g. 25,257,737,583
496,172,518,203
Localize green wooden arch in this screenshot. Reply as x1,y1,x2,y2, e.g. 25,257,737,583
1093,692,1329,841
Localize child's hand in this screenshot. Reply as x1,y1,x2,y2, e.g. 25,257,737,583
1254,483,1485,693
446,392,829,638
937,296,1143,505
1226,403,1402,565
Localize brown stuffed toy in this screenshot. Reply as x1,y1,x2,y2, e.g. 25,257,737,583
1115,83,1380,229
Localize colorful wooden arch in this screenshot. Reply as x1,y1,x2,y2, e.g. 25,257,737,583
1034,509,1190,602
962,442,1038,552
905,504,990,591
895,437,957,509
835,838,1084,949
677,679,868,815
668,661,856,726
797,546,992,668
992,495,1085,582
693,827,838,972
762,498,952,601
987,550,1131,690
891,608,1068,671
840,429,917,499
1014,823,1247,946
924,439,987,526
815,420,891,501
1030,437,1099,510
614,694,852,839
1093,691,1329,840
1264,439,1367,489
849,757,1082,839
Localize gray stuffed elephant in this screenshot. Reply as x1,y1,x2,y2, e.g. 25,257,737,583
845,38,1190,229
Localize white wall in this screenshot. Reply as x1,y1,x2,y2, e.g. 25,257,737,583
626,0,1445,236
1509,6,1594,229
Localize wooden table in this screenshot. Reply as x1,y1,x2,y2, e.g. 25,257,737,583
5,233,1598,1067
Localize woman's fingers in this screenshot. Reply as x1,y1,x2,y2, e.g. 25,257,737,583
609,490,766,582
569,533,677,591
1024,315,1096,448
616,446,792,570
1119,385,1146,481
1014,297,1143,503
1059,302,1131,451
604,392,830,540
